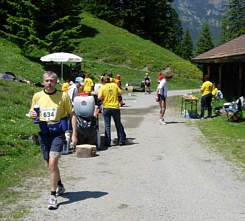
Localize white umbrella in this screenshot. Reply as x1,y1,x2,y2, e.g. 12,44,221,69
40,52,83,84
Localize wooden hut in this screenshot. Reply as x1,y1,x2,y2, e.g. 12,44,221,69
192,34,245,100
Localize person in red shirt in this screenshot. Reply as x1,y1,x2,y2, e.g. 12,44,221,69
158,72,164,84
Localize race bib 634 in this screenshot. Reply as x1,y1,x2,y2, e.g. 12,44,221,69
41,108,57,121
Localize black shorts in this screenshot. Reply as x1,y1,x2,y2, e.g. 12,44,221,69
158,94,166,102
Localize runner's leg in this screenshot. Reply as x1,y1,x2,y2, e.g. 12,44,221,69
49,157,60,192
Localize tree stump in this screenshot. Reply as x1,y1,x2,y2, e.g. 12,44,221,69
76,144,97,158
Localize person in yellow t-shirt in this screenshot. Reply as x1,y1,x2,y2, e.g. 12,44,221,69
61,80,69,93
200,75,213,118
212,83,218,100
83,74,94,94
108,72,115,83
115,74,125,107
98,76,126,147
29,71,77,210
100,73,105,81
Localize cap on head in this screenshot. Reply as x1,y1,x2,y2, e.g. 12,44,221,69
75,77,81,83
116,74,121,80
159,75,164,81
145,73,149,76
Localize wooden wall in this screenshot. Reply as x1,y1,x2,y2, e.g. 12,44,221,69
202,62,244,100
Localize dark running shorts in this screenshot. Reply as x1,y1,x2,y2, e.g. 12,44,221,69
38,132,65,161
158,94,166,102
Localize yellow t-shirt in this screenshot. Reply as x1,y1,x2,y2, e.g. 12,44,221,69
201,81,213,96
99,83,121,109
62,82,69,93
110,77,115,83
30,90,74,122
212,87,218,100
83,78,94,93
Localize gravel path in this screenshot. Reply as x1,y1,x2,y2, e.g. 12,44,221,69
22,90,245,221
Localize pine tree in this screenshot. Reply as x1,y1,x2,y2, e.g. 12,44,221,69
2,1,32,45
3,0,82,54
195,23,214,56
166,8,183,55
219,0,245,44
122,0,183,53
180,27,193,60
80,0,122,26
0,0,9,31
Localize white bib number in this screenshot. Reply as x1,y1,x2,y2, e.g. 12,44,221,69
41,108,57,121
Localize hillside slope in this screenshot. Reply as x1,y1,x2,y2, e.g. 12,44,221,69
0,12,202,89
77,13,202,87
0,38,44,83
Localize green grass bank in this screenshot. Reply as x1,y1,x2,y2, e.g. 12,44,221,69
0,80,44,200
173,94,245,173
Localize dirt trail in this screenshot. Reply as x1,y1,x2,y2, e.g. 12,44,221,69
19,90,245,221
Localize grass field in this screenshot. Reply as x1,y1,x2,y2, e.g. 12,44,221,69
197,115,245,169
0,80,42,191
0,79,49,217
173,94,245,173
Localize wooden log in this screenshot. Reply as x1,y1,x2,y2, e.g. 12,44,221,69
76,144,97,158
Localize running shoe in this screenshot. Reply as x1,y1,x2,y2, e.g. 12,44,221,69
56,184,65,196
48,195,58,210
159,118,166,125
120,102,125,107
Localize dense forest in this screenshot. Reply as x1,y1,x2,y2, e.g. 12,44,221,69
0,0,244,60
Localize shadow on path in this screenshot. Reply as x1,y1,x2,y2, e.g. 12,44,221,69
58,191,108,206
98,137,138,151
166,121,186,124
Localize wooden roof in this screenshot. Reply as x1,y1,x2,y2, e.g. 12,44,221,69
192,34,245,63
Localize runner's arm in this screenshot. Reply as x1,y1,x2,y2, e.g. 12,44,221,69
70,112,77,146
98,95,104,101
155,88,160,101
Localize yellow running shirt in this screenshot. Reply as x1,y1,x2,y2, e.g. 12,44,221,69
62,82,69,93
212,87,218,100
83,78,94,93
201,81,213,96
99,83,121,109
30,90,74,122
110,77,115,83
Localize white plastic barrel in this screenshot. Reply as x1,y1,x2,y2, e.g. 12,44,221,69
74,96,95,117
